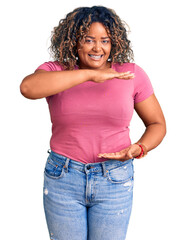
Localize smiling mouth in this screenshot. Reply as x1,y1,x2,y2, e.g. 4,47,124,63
88,54,104,60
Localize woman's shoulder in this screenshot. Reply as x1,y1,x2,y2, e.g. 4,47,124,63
35,60,64,72
112,62,149,76
112,62,135,72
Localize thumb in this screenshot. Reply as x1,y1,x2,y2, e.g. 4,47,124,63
126,148,133,159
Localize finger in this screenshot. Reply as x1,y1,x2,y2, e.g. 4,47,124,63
98,152,125,160
120,73,135,79
126,150,133,159
117,73,135,79
116,71,131,77
125,145,139,159
120,71,134,76
122,71,131,75
98,153,116,158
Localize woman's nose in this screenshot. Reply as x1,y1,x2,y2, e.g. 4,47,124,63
92,42,101,52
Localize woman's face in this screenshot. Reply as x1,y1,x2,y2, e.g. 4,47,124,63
77,22,112,70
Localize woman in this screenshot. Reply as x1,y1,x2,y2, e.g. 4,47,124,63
20,6,166,240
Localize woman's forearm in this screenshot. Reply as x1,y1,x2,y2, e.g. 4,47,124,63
136,122,166,152
20,69,93,99
20,67,134,100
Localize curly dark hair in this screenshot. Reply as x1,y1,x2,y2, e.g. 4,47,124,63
50,6,134,70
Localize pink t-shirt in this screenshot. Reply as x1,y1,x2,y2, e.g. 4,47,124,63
36,61,153,164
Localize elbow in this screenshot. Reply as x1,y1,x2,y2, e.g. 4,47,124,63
20,81,28,98
146,120,167,139
20,82,33,99
20,77,38,100
163,121,167,138
160,123,167,141
159,122,167,146
160,117,167,139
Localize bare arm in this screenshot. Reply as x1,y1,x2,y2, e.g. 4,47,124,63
20,69,94,99
134,94,166,151
20,68,134,100
98,94,166,160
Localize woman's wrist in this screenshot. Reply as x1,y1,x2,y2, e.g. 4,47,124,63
77,69,94,82
134,143,148,159
87,69,101,82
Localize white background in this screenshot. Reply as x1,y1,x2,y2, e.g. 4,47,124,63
1,0,185,239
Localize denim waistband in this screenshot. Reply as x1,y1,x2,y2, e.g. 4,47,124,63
48,150,133,177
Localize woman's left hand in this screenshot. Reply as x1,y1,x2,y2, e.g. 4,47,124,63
97,144,141,161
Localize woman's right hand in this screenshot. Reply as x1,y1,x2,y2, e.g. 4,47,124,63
91,68,135,83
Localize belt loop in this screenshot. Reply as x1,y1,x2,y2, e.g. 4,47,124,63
64,158,70,173
101,162,108,177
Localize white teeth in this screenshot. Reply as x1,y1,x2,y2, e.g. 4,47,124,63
89,54,103,60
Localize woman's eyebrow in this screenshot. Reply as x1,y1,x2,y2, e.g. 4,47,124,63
86,36,110,39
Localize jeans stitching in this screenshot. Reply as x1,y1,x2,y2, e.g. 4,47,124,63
44,165,65,179
107,175,134,184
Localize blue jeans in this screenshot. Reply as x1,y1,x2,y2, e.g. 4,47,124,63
43,150,134,240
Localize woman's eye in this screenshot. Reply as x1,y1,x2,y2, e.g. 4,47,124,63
85,39,93,43
84,39,110,44
102,40,110,44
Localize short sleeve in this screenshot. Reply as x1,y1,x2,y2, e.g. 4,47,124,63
35,61,63,104
133,64,154,103
35,61,61,72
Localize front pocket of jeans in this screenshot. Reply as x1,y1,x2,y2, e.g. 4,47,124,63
107,162,133,184
44,157,64,179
